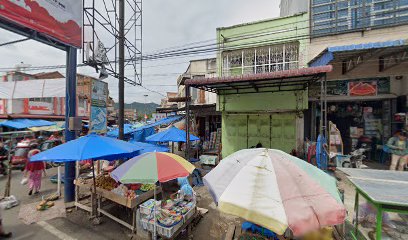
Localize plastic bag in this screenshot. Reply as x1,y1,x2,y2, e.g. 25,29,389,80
21,177,28,185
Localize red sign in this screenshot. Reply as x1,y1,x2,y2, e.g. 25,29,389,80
348,81,377,96
0,0,82,48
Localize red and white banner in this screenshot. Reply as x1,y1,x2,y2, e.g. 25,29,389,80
29,101,53,115
0,0,82,48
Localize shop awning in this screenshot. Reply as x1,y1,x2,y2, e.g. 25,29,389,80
309,39,407,69
185,66,332,95
0,119,55,129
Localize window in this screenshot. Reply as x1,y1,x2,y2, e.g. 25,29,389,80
221,42,299,77
311,0,408,36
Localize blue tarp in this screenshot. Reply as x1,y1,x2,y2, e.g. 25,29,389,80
106,125,137,137
146,126,199,143
132,127,156,142
106,115,183,138
128,140,169,154
31,133,142,162
310,39,406,67
0,119,55,129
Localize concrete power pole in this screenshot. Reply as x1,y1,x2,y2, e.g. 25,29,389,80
118,0,125,140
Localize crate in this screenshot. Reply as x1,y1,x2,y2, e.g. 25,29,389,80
156,220,183,238
140,199,156,215
183,207,196,222
141,218,154,231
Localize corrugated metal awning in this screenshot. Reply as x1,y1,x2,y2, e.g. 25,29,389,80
185,65,332,95
309,39,407,67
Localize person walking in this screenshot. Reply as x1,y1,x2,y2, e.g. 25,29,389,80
24,149,46,195
387,130,408,171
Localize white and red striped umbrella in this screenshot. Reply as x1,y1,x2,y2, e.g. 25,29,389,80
204,148,346,237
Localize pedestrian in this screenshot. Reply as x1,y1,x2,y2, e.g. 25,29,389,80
171,177,195,202
0,206,12,239
387,130,408,171
24,149,46,195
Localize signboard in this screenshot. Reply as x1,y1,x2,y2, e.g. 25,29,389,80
28,101,53,115
90,79,108,133
348,81,377,96
0,0,82,48
309,78,390,98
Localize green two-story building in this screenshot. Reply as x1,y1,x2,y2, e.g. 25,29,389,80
186,13,332,157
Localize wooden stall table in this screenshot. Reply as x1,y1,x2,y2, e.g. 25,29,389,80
74,179,161,233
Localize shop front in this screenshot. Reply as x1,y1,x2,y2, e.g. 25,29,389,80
308,40,408,156
185,66,332,157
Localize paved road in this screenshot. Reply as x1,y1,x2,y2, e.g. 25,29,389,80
1,167,131,240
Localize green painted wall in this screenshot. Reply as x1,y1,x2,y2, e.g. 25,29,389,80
216,12,310,75
217,90,308,112
222,113,297,157
215,13,310,157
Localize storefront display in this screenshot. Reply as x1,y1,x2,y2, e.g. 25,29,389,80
327,100,391,154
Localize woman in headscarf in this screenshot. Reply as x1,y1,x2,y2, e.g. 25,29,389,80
175,177,195,202
24,149,46,195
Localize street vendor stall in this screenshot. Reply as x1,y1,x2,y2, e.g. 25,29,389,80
30,133,146,231
111,152,197,239
339,168,408,240
74,177,160,232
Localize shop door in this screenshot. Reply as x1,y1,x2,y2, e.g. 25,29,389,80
222,114,248,156
248,115,271,148
271,113,296,153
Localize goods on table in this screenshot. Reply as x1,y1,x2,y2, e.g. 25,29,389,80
140,184,155,192
95,174,117,190
111,184,138,200
140,199,196,238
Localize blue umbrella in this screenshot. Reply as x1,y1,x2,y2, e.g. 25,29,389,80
145,126,199,143
106,125,136,138
31,133,143,162
128,140,169,154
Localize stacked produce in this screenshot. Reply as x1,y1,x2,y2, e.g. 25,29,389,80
95,175,117,190
140,184,155,192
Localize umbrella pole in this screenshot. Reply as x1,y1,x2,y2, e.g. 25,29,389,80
153,186,157,240
92,161,97,218
57,166,61,196
172,142,174,153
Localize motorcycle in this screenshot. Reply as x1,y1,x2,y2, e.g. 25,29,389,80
342,148,366,168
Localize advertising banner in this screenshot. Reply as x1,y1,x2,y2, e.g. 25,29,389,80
28,101,53,115
90,79,108,133
0,0,82,48
348,81,378,96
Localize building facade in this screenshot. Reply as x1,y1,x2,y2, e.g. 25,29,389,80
0,70,112,120
307,0,408,154
186,12,314,157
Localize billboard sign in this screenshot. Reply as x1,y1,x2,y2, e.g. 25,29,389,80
0,0,82,48
90,79,108,133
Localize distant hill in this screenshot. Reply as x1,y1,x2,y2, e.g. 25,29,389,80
114,102,160,114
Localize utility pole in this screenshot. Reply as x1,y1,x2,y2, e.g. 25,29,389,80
118,0,125,140
144,94,148,122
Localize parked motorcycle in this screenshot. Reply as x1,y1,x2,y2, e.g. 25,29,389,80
342,148,366,168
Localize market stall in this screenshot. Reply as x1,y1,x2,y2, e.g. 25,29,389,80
111,152,197,239
74,176,160,232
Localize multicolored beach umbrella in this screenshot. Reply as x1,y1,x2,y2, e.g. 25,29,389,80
111,152,195,184
204,148,346,237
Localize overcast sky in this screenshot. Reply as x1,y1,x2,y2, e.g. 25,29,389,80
0,0,280,103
